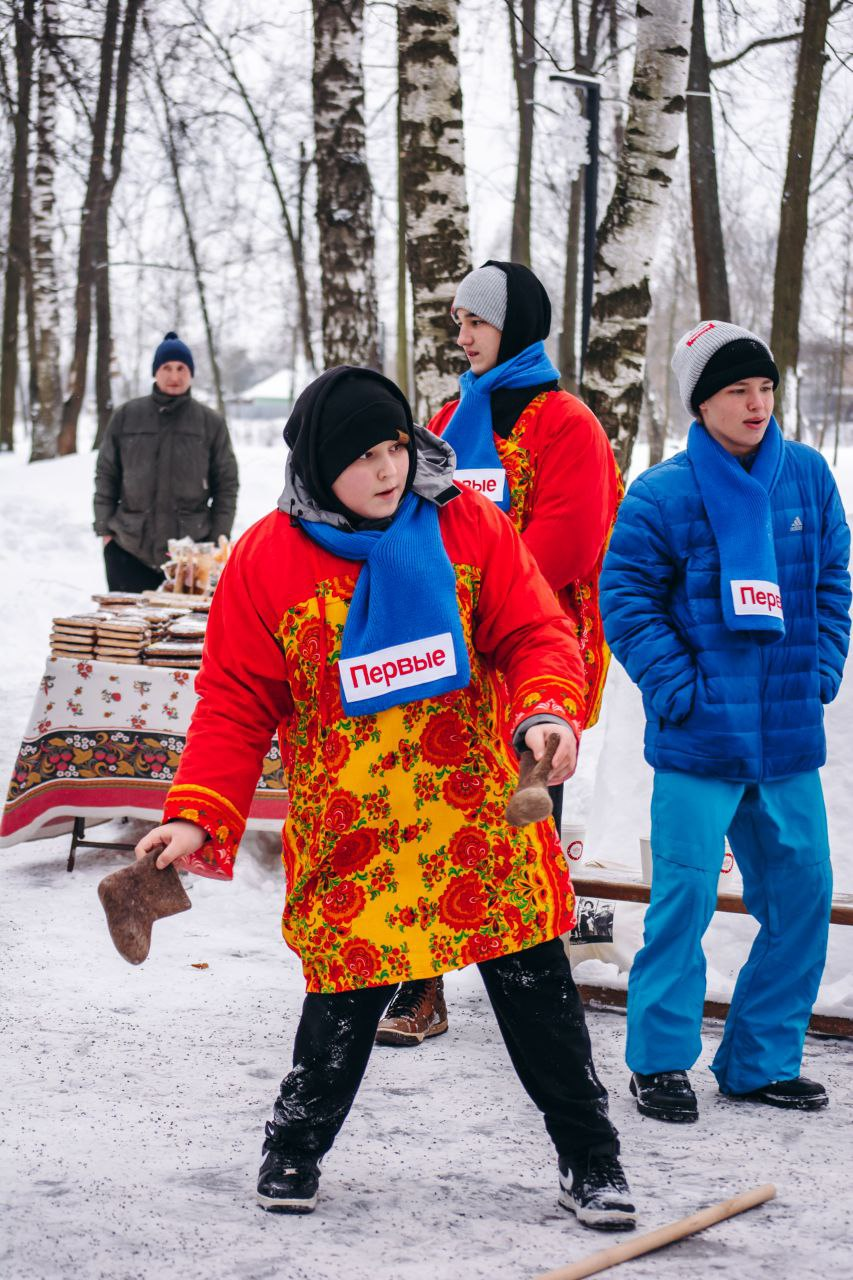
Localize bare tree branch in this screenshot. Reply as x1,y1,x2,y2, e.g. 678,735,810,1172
711,27,801,71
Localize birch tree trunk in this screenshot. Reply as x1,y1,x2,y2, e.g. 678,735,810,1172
770,0,831,433
398,0,471,420
581,0,692,474
312,0,379,369
687,0,730,319
30,0,63,463
508,0,536,266
59,0,120,456
395,75,410,400
0,0,35,452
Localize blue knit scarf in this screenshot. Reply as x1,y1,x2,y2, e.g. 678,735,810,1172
443,341,560,510
687,417,786,640
299,493,471,715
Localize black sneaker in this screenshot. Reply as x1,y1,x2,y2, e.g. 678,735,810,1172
630,1070,698,1123
256,1123,322,1213
558,1154,637,1232
724,1075,828,1111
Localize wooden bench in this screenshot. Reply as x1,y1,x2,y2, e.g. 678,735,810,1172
570,872,853,1038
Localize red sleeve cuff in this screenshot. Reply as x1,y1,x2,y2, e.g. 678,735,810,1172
163,784,245,880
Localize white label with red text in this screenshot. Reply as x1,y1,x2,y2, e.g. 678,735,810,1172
339,632,456,702
731,580,783,619
454,468,506,503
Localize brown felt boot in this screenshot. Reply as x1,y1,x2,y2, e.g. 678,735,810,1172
98,849,192,965
375,976,449,1047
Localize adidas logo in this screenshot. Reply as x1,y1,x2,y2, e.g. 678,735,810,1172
790,516,803,532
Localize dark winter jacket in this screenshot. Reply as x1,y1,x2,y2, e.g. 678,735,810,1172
599,439,851,782
93,388,239,569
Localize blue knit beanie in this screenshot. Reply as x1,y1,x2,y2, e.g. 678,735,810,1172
152,331,194,376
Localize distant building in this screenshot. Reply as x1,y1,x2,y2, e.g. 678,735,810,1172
228,358,314,421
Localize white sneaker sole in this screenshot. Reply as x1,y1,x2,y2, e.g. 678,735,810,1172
256,1189,318,1214
374,1018,448,1047
558,1186,637,1232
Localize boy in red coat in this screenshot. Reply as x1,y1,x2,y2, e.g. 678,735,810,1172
377,262,621,1045
135,366,634,1229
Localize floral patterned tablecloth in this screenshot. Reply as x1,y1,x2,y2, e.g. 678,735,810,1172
1,657,287,846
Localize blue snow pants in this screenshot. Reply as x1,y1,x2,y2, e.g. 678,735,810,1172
626,769,832,1094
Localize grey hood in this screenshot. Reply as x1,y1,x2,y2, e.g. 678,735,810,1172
276,421,460,530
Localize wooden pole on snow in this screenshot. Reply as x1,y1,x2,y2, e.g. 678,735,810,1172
534,1183,776,1280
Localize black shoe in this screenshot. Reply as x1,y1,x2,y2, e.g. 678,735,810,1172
630,1070,698,1123
724,1075,828,1111
256,1122,322,1213
558,1153,637,1232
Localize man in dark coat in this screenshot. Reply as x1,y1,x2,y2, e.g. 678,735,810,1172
93,332,239,592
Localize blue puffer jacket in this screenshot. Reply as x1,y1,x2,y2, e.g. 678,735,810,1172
600,438,851,781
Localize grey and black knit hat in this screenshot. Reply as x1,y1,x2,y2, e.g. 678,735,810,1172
451,265,508,331
671,321,778,415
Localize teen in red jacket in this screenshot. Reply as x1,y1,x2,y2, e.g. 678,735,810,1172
377,262,621,1046
134,366,634,1228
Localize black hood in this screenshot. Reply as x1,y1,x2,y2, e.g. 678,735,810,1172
283,365,417,521
483,260,552,363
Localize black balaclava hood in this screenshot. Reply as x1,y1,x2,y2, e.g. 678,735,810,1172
483,260,552,364
283,366,417,521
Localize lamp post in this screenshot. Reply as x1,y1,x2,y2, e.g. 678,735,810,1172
550,72,600,383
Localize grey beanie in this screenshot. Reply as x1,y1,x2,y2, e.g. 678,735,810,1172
672,321,778,415
451,265,508,331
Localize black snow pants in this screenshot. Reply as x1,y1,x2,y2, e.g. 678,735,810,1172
269,937,618,1167
103,539,165,593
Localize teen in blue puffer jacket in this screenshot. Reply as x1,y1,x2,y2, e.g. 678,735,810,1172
600,321,851,1125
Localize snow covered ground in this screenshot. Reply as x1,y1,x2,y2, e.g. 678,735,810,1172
2,436,852,1280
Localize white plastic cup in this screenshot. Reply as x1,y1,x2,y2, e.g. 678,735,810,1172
561,823,586,864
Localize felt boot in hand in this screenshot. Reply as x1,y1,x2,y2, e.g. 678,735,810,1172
256,1123,322,1213
630,1071,698,1123
723,1075,828,1111
98,849,191,965
558,1153,637,1232
375,976,448,1046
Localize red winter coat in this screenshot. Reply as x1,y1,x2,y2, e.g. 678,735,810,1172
428,389,621,725
163,488,586,992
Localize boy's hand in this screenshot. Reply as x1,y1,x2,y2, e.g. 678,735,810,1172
135,820,207,870
524,723,578,785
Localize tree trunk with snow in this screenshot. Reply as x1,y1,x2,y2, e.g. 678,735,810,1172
398,0,471,420
0,0,35,453
30,0,63,463
395,76,411,401
508,0,536,267
561,0,606,393
92,0,141,447
770,0,831,433
560,172,583,393
312,0,379,369
59,0,121,456
581,0,692,474
687,0,730,320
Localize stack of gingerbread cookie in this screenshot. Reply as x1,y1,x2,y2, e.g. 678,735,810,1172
94,613,154,664
50,614,104,659
143,611,208,669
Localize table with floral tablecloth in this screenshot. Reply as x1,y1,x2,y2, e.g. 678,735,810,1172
1,657,287,846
